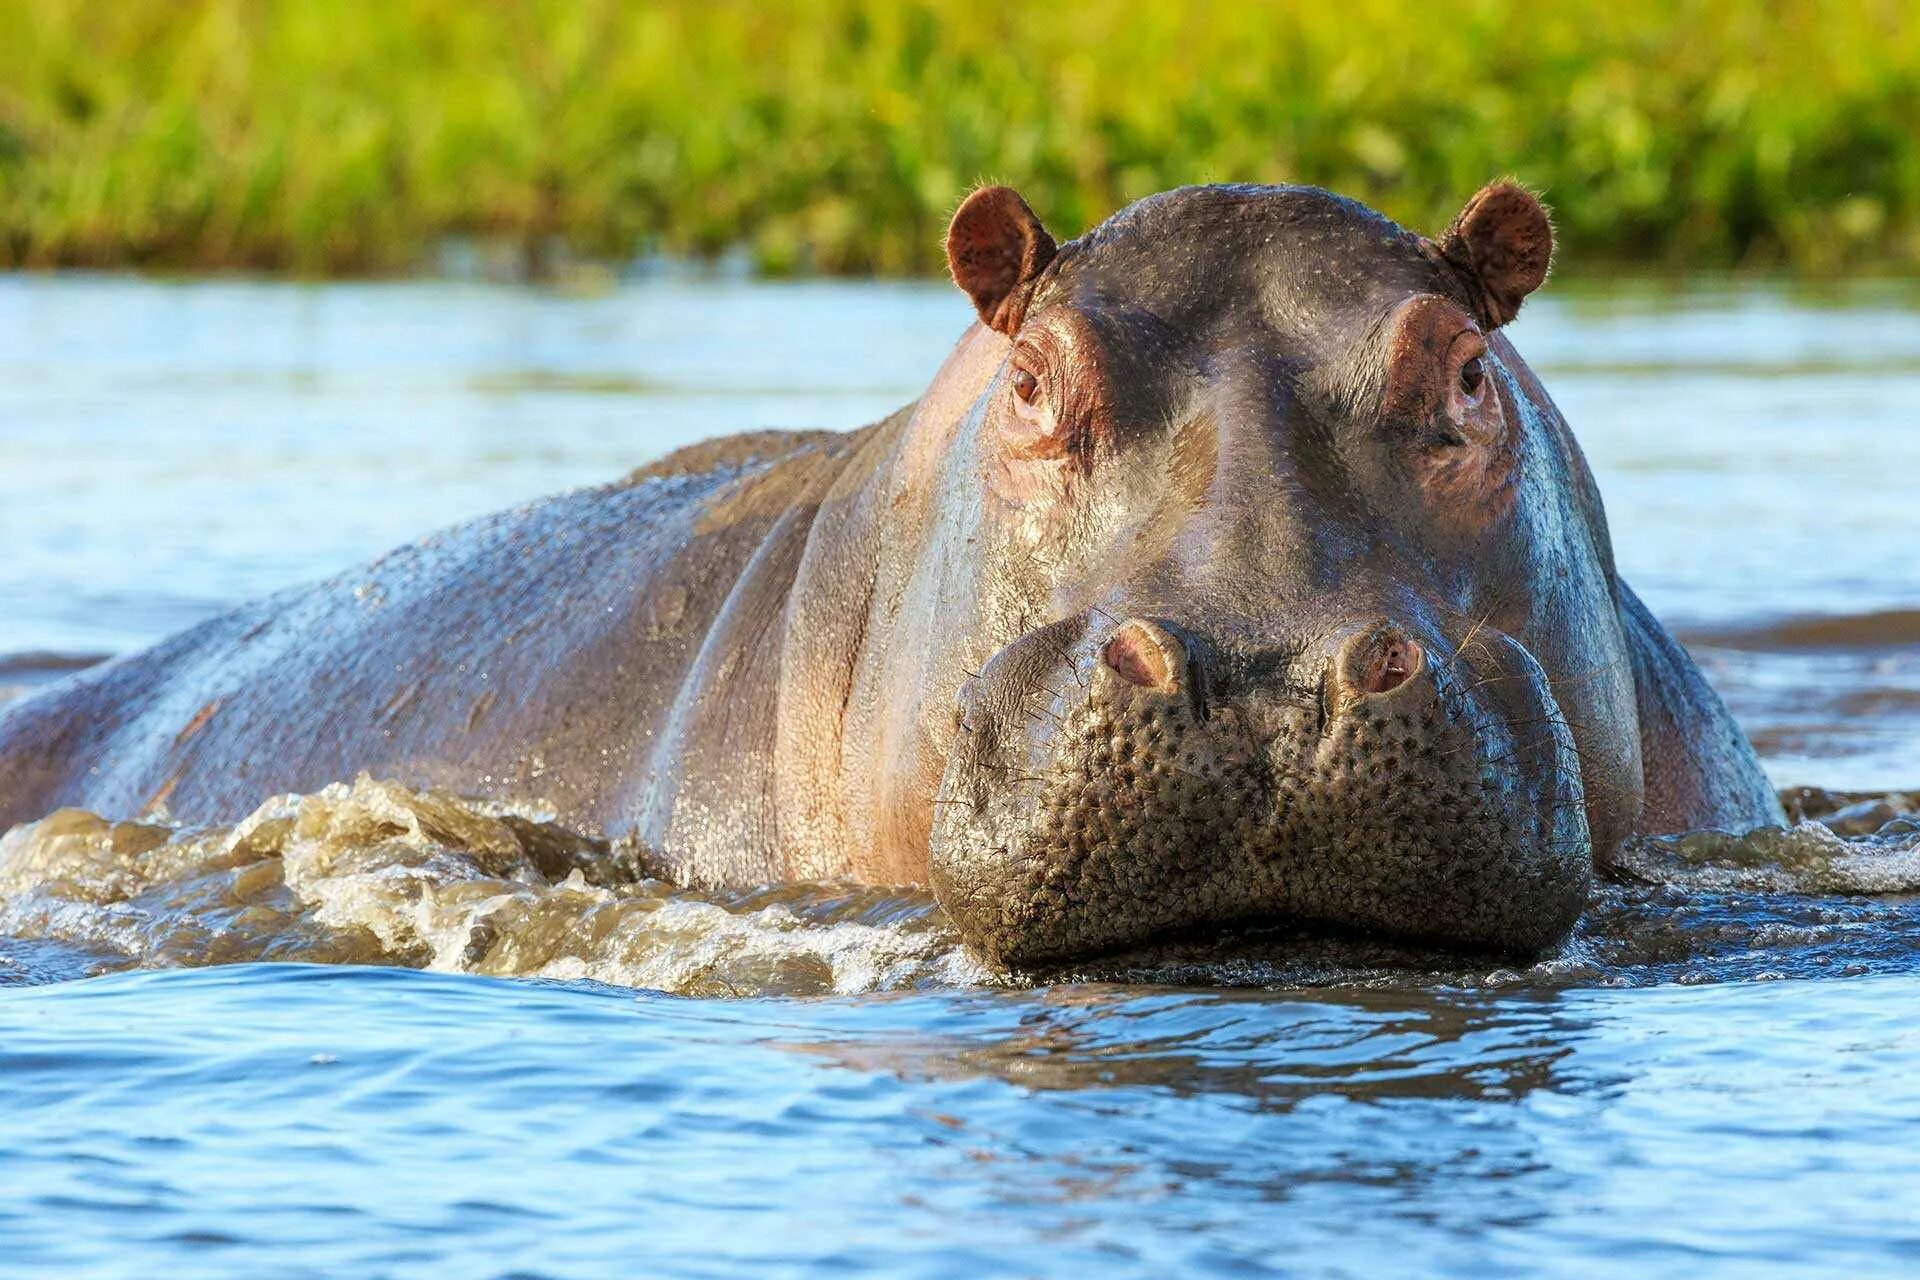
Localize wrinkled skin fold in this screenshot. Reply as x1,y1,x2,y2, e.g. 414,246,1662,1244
0,182,1784,967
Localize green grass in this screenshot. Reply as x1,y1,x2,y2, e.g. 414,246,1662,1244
2,0,1917,276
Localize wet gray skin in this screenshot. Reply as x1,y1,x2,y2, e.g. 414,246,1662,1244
0,182,1784,969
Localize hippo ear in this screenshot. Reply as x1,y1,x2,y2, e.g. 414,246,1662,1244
1436,182,1553,329
946,185,1058,334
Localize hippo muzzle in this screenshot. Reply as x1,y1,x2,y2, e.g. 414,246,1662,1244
929,612,1591,967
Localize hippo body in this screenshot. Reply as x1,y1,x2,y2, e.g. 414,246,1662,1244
0,182,1782,964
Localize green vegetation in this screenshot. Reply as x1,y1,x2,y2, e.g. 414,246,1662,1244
3,0,1917,276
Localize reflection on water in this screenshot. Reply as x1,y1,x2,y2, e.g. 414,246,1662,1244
2,276,1919,1276
783,983,1582,1109
4,963,1919,1276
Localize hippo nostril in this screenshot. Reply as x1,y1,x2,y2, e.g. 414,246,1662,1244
1101,619,1185,692
1334,625,1427,704
1361,636,1422,695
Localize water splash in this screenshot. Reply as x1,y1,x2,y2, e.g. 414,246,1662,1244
0,777,983,995
1,778,1917,994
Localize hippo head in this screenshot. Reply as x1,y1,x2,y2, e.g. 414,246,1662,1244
915,181,1645,968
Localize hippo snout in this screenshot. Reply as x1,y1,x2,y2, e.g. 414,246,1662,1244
929,612,1592,968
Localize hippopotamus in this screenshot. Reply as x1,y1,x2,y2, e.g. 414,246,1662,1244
0,180,1783,966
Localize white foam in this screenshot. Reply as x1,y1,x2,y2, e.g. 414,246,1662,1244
0,776,984,995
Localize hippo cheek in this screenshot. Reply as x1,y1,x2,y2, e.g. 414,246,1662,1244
928,622,1593,969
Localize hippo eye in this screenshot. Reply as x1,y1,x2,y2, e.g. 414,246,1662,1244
1458,355,1486,399
1009,367,1041,405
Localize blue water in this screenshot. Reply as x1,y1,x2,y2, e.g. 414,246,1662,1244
5,965,1919,1279
2,275,1919,1277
